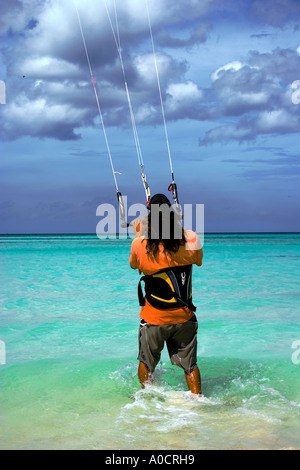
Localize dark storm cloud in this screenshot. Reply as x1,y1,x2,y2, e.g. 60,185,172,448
0,0,44,35
221,146,300,182
0,0,211,141
199,109,300,146
157,23,213,48
250,0,300,27
216,0,300,28
1,0,300,144
199,47,300,145
223,149,300,167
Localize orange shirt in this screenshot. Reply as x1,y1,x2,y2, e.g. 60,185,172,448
129,230,203,325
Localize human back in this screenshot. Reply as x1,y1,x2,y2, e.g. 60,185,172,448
129,194,203,325
130,229,202,275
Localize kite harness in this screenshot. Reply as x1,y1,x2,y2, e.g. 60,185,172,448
138,265,196,312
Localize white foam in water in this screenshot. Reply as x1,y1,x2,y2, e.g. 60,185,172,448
118,384,222,436
113,367,300,450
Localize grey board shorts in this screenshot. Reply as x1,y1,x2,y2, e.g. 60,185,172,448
138,315,198,374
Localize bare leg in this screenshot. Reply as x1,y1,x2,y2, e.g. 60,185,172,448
185,366,201,395
138,361,153,388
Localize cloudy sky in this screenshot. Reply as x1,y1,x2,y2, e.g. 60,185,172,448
0,0,300,234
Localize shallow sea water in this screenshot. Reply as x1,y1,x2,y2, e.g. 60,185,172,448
0,234,299,450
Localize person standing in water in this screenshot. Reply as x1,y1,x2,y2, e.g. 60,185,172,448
129,194,203,395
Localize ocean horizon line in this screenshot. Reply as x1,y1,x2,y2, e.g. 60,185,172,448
1,231,299,237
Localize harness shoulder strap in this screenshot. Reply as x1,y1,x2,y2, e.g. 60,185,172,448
138,276,147,307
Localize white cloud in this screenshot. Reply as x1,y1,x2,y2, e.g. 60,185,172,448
134,53,173,86
166,81,203,113
211,61,246,82
167,81,203,101
1,94,89,140
199,107,300,146
199,124,252,145
18,57,81,80
255,109,296,133
135,104,157,123
219,89,270,111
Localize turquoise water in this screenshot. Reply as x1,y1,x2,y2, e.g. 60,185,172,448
0,233,299,450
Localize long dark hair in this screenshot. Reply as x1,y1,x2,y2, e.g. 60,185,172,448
144,194,186,258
